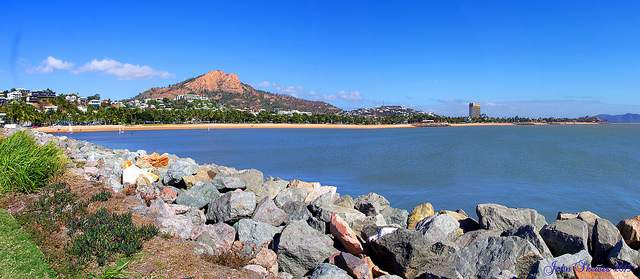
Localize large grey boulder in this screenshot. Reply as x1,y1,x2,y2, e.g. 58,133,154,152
334,194,355,209
211,176,246,192
251,197,287,227
503,224,553,258
194,223,236,254
444,236,543,279
157,215,194,239
231,168,263,190
317,204,366,227
476,203,548,232
540,219,589,257
175,181,220,209
162,160,199,186
309,263,351,279
205,191,256,223
453,229,503,248
354,192,390,216
274,188,308,208
420,265,463,279
233,219,282,248
415,214,460,244
282,201,312,224
380,206,409,228
607,240,640,273
254,176,288,201
592,218,623,265
527,250,592,279
275,220,338,278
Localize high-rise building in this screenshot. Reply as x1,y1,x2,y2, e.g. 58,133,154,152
469,103,481,118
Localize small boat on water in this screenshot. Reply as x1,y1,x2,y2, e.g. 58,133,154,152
66,123,73,133
207,124,210,133
119,125,124,134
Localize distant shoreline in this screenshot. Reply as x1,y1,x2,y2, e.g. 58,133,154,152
32,122,604,133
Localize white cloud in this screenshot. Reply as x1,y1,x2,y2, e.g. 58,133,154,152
29,56,74,73
73,58,174,80
337,91,363,101
274,85,305,97
255,81,275,88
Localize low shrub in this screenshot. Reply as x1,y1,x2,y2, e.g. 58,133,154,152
0,130,66,193
67,208,158,266
90,191,112,202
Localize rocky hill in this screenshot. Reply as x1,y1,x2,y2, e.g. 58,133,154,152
134,70,341,115
596,113,640,123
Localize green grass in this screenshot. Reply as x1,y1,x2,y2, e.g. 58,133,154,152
0,130,67,194
0,208,54,278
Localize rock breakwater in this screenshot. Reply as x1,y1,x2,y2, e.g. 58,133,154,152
10,129,640,279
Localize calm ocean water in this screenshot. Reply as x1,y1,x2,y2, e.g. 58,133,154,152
61,124,640,223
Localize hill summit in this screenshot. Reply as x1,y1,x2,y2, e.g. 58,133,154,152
134,70,341,115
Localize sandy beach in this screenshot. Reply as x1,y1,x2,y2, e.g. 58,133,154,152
34,123,415,133
32,122,605,133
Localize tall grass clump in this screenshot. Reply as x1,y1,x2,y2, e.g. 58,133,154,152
0,130,66,193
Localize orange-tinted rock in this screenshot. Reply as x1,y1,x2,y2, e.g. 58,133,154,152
288,179,317,193
617,216,640,249
162,187,177,199
142,153,170,168
362,256,389,277
248,247,278,274
183,166,216,189
329,213,364,256
122,160,133,170
407,202,434,230
334,252,372,279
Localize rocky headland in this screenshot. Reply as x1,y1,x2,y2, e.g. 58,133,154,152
11,129,640,279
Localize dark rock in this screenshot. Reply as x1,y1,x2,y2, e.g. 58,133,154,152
503,224,553,258
307,216,327,234
420,265,463,279
175,181,220,209
274,188,308,208
540,219,589,257
162,160,199,186
527,250,591,279
282,201,312,224
444,236,542,279
275,220,338,278
309,263,351,279
205,191,256,223
370,228,432,279
211,176,246,192
251,197,287,227
309,192,336,214
476,203,548,232
607,240,640,273
354,192,390,216
453,229,503,248
415,214,459,244
617,216,640,249
592,218,622,265
233,218,282,249
334,194,355,209
380,206,409,228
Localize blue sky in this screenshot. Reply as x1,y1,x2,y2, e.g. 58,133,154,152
2,1,639,117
